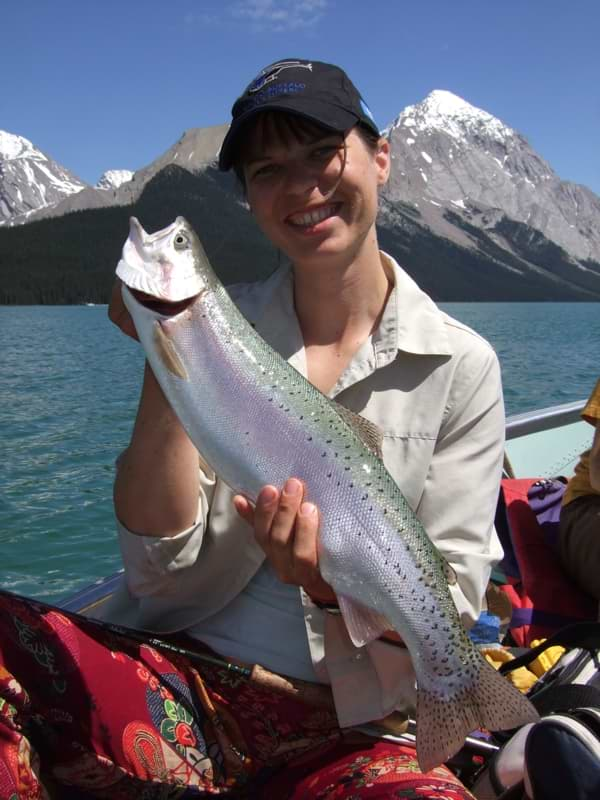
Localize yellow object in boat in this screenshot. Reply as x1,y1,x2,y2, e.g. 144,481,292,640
481,647,538,693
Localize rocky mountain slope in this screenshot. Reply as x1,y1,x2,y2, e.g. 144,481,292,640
1,95,600,301
0,131,87,223
383,90,600,268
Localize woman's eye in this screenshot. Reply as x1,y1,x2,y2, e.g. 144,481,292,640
252,164,279,179
312,145,340,159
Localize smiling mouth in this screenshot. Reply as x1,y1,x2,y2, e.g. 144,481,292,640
130,288,199,316
287,203,341,228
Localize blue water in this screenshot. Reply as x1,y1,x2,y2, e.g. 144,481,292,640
0,303,597,602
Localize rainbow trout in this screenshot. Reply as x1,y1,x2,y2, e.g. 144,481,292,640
116,216,538,771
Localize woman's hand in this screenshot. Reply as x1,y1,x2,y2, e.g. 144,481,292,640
233,478,337,604
108,278,138,340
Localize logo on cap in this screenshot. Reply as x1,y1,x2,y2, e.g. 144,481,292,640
248,60,313,94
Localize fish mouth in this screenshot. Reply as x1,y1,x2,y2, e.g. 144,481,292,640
129,288,200,317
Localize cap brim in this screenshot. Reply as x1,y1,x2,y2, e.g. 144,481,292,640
218,99,361,171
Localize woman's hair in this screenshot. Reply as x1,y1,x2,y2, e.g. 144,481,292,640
231,111,382,191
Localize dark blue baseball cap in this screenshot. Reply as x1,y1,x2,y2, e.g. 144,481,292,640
218,59,380,171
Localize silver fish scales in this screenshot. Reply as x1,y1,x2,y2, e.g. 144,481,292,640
116,216,538,771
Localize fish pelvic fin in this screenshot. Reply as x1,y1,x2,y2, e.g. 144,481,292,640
338,595,392,647
334,405,384,460
415,657,539,773
153,322,188,380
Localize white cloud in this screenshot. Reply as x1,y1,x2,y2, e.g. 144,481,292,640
231,0,328,32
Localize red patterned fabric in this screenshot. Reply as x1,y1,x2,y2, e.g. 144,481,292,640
0,591,474,799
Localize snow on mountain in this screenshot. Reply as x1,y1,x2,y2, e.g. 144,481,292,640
96,169,134,191
387,89,516,145
383,90,600,265
0,130,87,223
2,100,599,285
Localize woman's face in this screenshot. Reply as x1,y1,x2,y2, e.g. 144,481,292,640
241,116,390,269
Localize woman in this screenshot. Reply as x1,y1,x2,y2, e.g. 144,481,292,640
0,60,504,798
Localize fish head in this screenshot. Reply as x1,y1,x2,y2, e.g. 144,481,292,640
116,216,212,307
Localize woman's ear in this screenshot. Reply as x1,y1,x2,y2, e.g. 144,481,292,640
375,137,391,186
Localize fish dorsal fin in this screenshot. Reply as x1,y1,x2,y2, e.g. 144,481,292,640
334,405,384,459
338,594,392,647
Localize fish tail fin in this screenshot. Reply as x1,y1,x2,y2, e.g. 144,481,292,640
416,658,539,773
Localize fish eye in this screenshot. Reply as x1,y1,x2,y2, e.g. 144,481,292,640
173,232,189,250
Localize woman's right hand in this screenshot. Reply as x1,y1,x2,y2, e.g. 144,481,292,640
108,278,138,340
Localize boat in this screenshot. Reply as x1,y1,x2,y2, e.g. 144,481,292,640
59,398,591,617
9,399,594,788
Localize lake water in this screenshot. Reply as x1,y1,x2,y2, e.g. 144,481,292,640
0,302,597,602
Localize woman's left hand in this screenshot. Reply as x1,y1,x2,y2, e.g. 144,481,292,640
233,478,337,604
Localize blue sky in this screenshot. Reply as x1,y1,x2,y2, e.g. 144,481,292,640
3,1,599,194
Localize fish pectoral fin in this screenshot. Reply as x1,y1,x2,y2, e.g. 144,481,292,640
333,405,384,460
338,595,392,647
153,322,188,380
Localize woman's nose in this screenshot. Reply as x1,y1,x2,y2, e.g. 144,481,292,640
284,158,341,198
283,161,320,195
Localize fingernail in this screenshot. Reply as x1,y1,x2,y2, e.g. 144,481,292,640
283,479,301,497
300,502,316,516
259,486,278,503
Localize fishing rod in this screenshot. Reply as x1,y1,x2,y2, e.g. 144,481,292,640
2,589,501,758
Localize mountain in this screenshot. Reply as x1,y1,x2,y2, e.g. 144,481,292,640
1,96,600,302
1,124,229,225
0,165,278,304
0,131,87,223
96,169,134,191
383,90,600,268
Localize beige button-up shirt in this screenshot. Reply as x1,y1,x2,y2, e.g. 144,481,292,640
98,253,505,728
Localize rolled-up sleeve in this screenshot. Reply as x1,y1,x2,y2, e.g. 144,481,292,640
117,466,217,598
416,340,505,627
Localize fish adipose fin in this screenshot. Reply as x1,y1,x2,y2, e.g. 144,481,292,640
334,405,384,459
416,656,539,773
441,555,457,586
153,322,189,380
338,594,392,647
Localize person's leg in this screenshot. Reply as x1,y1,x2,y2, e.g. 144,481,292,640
559,496,600,600
0,590,347,797
0,591,246,797
259,735,475,799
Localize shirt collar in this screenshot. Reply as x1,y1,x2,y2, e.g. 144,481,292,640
380,252,453,359
252,252,452,382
